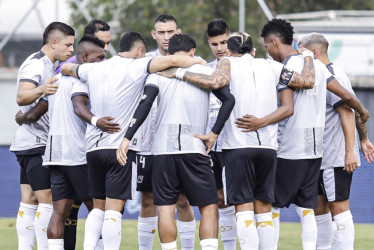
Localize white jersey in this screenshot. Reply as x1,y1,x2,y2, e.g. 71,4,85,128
222,54,287,150
77,55,152,152
321,63,360,169
42,74,88,166
206,59,224,152
10,51,54,153
145,64,213,155
277,54,334,159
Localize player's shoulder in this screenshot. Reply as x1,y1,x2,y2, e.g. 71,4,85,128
145,49,159,58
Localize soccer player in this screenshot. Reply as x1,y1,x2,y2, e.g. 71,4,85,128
118,33,235,250
55,19,111,74
260,18,369,250
10,21,74,250
61,31,205,250
15,36,106,250
298,32,374,250
156,32,316,250
206,18,237,250
137,14,196,250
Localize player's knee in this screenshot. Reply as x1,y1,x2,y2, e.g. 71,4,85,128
141,192,154,209
176,196,190,211
34,189,52,204
330,200,349,216
217,190,226,208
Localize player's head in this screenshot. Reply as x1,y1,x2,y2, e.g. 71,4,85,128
43,22,75,62
261,18,294,62
151,14,181,55
168,33,196,57
227,32,253,56
76,35,106,64
119,31,147,58
207,18,230,60
298,32,329,59
84,19,111,54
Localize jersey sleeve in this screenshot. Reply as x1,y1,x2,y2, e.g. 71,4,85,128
71,79,89,99
268,59,293,93
134,57,153,75
77,63,96,82
323,66,335,85
145,73,159,88
19,60,44,86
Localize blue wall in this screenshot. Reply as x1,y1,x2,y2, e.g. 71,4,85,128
1,146,373,222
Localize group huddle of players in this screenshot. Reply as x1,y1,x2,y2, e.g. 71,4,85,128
11,13,374,250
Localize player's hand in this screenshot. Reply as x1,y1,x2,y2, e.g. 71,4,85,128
42,77,59,96
195,56,207,66
194,131,218,155
117,138,130,166
96,117,121,134
344,151,358,173
15,110,23,125
357,108,369,124
361,139,374,164
157,67,178,78
235,114,267,132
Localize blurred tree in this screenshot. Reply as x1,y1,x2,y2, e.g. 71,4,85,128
69,0,374,59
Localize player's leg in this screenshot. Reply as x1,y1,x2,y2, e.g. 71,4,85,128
212,151,237,250
137,155,158,250
176,194,196,250
315,169,332,250
327,167,354,250
199,204,219,250
63,196,82,250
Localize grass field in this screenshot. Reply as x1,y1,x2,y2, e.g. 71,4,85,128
1,218,373,249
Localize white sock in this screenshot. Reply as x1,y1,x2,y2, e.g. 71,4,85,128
34,203,53,250
272,207,280,250
16,202,37,250
94,239,104,250
331,210,354,250
48,239,64,250
219,207,237,250
177,219,196,250
255,212,274,250
236,210,259,250
315,212,332,250
200,238,219,250
102,210,122,250
161,241,177,250
295,205,317,250
84,208,104,250
138,216,158,250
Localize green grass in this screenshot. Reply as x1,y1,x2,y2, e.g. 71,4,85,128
1,218,373,249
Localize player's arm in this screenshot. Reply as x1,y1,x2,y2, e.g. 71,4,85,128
158,58,231,90
15,99,48,125
17,77,58,106
72,95,121,134
285,51,315,89
61,63,79,78
117,85,159,166
336,104,358,173
355,111,374,163
235,88,294,132
327,80,369,123
149,55,205,73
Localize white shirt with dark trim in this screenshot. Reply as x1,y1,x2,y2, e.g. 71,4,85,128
222,54,287,151
42,74,88,166
78,55,152,152
277,54,334,159
10,51,54,153
322,63,360,169
145,64,213,155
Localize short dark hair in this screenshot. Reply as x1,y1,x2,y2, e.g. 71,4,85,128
154,14,178,27
84,19,110,35
78,35,105,49
227,32,253,54
207,18,230,38
168,33,196,55
261,18,294,45
119,32,147,52
43,22,75,45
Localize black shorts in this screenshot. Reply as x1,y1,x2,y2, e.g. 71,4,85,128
17,154,51,191
86,149,136,200
273,157,322,209
223,148,277,205
210,151,224,189
136,154,153,192
318,167,352,202
48,165,90,202
152,153,218,206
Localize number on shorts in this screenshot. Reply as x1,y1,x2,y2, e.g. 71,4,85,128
139,156,146,168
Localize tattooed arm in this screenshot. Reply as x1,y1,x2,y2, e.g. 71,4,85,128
355,111,374,163
61,63,79,78
286,55,315,89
